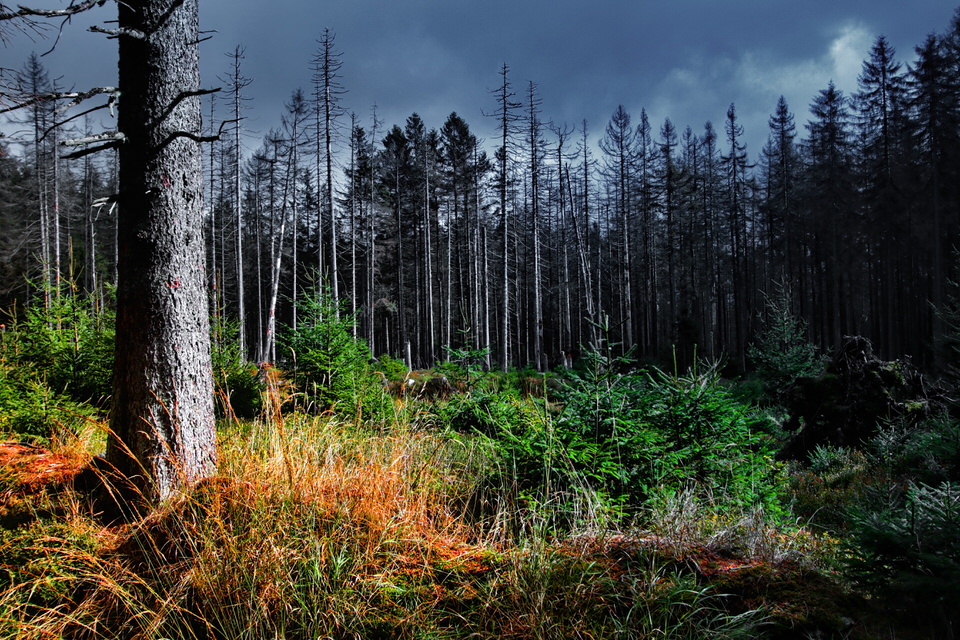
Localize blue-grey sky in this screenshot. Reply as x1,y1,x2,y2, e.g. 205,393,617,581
3,1,957,159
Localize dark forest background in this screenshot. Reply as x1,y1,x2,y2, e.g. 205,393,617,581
5,12,960,373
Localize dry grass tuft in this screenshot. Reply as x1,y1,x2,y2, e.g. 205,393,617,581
0,415,791,639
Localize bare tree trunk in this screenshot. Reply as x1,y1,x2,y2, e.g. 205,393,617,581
349,114,359,333
51,123,61,302
528,83,544,371
445,201,453,352
492,64,518,370
207,96,219,313
83,126,98,304
254,160,265,360
312,29,344,302
262,140,293,364
28,63,52,308
482,226,491,368
107,0,215,502
366,110,379,351
225,47,250,357
424,145,436,362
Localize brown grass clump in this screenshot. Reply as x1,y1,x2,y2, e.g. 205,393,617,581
1,416,850,640
0,441,89,495
3,416,506,639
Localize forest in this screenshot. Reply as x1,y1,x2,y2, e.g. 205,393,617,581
3,12,960,373
1,1,960,639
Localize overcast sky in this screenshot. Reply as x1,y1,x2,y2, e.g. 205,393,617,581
2,1,957,160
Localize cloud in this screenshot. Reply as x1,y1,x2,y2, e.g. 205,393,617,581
736,21,872,106
618,21,874,154
829,22,873,90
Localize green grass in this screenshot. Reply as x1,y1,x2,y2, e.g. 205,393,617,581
3,365,926,640
0,410,823,639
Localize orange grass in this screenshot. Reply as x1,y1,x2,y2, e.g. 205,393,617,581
2,413,821,639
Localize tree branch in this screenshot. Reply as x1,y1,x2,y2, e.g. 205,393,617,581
89,23,144,39
0,86,118,115
61,139,120,159
43,100,115,139
158,118,238,148
0,0,109,20
153,86,219,126
53,86,119,113
60,129,124,147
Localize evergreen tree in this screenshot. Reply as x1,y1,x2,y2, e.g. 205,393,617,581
804,82,857,347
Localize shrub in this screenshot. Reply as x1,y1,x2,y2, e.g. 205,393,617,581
748,280,823,403
438,387,528,435
883,415,960,485
280,288,392,422
552,351,781,513
844,481,960,632
210,317,263,419
372,352,407,382
436,342,492,391
0,362,96,441
3,291,114,408
480,332,783,523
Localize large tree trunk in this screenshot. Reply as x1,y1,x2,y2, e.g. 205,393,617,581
106,0,216,503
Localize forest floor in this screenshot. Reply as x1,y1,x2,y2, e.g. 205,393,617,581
0,438,934,640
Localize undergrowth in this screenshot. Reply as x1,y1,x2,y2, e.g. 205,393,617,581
1,297,937,639
0,410,835,639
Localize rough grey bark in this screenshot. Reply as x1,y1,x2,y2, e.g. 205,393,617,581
106,0,216,502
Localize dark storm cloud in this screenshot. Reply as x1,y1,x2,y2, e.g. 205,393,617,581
2,0,956,156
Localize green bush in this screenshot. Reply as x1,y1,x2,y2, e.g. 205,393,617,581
4,292,114,407
845,481,960,631
877,415,960,485
748,280,824,403
280,288,391,422
436,343,491,391
372,352,407,382
211,317,263,419
483,335,783,520
438,387,529,436
581,362,781,512
0,365,95,440
0,291,107,440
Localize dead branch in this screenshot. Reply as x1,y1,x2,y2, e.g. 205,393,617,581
59,129,124,147
61,139,120,159
89,24,144,39
158,118,238,148
0,0,109,21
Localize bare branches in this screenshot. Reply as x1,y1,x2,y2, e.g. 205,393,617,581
61,140,120,159
60,129,123,147
0,0,108,21
89,24,145,39
47,99,115,135
0,86,118,115
153,86,219,126
59,129,124,158
0,1,111,50
53,86,119,113
158,118,238,149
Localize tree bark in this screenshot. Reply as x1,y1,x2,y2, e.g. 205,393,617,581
106,0,216,502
